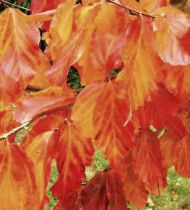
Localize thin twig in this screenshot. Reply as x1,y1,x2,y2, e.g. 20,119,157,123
2,0,30,11
107,0,156,19
0,121,30,140
0,103,74,141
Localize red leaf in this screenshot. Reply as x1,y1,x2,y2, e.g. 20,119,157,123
51,123,94,198
23,132,53,209
0,9,49,88
80,172,107,210
30,0,67,13
72,81,135,167
127,130,167,194
0,143,40,209
81,170,128,210
123,165,148,208
0,73,23,104
154,8,190,65
117,17,162,110
13,87,75,123
106,171,128,210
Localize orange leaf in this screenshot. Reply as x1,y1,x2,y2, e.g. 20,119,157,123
51,123,94,197
122,165,148,208
0,8,49,87
0,143,40,209
117,17,162,110
72,83,104,138
106,171,128,210
139,0,169,13
54,189,80,210
80,171,107,210
153,8,190,65
160,134,190,177
47,30,85,86
46,2,87,86
76,3,128,85
127,130,167,194
0,73,23,105
23,132,53,209
30,0,66,13
72,81,135,167
93,81,135,167
81,170,128,210
13,87,75,123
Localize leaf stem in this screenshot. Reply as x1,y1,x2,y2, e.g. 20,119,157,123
107,0,156,19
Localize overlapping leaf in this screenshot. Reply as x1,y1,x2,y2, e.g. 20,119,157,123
75,2,129,85
153,7,190,65
13,86,75,123
50,123,94,199
126,130,167,194
72,81,135,167
117,17,162,110
46,2,87,86
23,132,53,209
160,110,190,177
30,0,66,13
0,143,40,209
80,170,128,210
0,8,49,88
139,0,169,13
122,165,148,208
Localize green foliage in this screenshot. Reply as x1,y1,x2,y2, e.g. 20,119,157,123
85,151,109,181
128,167,190,210
46,160,58,210
67,67,82,90
149,167,190,210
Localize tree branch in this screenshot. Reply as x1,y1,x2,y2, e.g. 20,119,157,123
0,121,30,140
1,0,30,11
107,0,156,19
0,103,74,141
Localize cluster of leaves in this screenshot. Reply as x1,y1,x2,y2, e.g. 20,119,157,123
1,0,190,209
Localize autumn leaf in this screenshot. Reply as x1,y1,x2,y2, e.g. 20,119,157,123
81,170,128,210
139,0,170,13
153,7,190,65
75,2,128,85
72,81,135,167
54,189,80,210
80,171,107,210
0,73,23,105
46,3,86,86
92,81,135,167
23,132,53,209
72,83,104,138
13,86,75,123
160,110,190,177
117,17,162,110
106,171,128,210
0,8,49,88
30,0,67,13
122,165,148,208
0,143,40,209
50,123,94,198
126,130,167,194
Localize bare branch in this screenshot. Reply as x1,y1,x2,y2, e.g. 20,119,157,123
2,0,30,11
0,121,30,140
107,0,156,19
0,103,74,141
